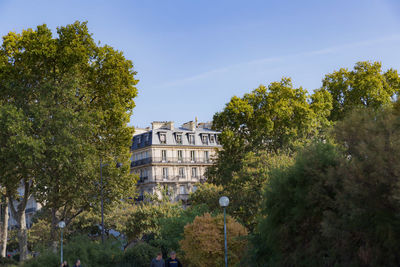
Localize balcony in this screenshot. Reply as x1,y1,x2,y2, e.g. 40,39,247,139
131,157,214,167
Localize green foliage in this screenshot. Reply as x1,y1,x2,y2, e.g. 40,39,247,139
21,251,59,267
0,21,138,254
210,77,331,185
322,61,400,121
124,200,182,242
192,153,293,232
151,204,210,255
0,257,18,266
119,242,159,267
253,142,340,266
189,183,223,212
321,108,400,266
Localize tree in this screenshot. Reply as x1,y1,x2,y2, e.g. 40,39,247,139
180,213,248,267
322,108,400,266
252,142,340,266
0,21,138,259
321,61,400,121
209,77,331,185
191,153,292,232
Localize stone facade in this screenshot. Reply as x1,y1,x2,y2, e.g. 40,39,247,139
131,120,221,202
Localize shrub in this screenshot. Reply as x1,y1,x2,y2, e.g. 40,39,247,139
180,213,248,267
119,242,159,267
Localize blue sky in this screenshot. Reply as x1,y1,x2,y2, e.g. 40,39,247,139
1,0,400,128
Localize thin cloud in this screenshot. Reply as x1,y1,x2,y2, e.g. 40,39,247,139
156,34,400,89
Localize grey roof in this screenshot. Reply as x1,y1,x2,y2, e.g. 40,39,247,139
131,127,221,150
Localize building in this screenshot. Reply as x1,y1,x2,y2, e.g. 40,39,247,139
130,120,221,203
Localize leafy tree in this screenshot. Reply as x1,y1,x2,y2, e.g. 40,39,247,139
253,142,340,266
321,61,400,121
192,153,292,232
322,108,400,266
152,204,209,256
189,183,223,212
180,213,248,267
0,21,138,258
123,199,182,243
209,77,331,185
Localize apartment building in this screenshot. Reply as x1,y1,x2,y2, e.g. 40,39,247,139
130,120,221,203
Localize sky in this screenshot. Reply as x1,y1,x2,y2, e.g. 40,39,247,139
0,0,400,128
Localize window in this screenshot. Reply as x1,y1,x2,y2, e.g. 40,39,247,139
177,150,183,162
145,134,149,143
210,135,215,143
204,151,209,162
137,136,142,144
180,185,186,195
193,185,198,192
176,134,182,144
159,133,166,144
191,167,197,178
179,167,185,178
190,151,195,162
202,135,208,144
162,150,167,161
188,134,195,145
162,168,168,179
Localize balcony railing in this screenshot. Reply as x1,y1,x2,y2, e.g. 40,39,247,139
135,175,206,184
131,157,213,167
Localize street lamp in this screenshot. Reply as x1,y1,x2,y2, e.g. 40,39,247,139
100,158,122,243
58,221,66,266
219,196,229,267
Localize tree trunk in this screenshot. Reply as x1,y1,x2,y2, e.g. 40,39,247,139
8,182,30,262
17,211,28,261
0,196,9,258
50,207,58,252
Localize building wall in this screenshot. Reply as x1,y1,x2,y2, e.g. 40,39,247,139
131,121,221,203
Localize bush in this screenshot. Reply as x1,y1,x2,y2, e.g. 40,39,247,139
22,235,122,267
0,256,18,266
180,213,248,267
119,242,159,267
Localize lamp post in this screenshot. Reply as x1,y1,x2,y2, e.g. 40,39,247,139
219,196,229,267
58,221,65,266
100,158,122,243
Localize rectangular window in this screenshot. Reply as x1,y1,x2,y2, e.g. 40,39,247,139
145,134,149,143
204,151,209,162
188,134,195,145
162,150,167,161
191,167,197,178
179,185,186,195
210,135,215,143
162,168,168,179
176,134,182,144
193,185,198,192
159,133,166,144
137,136,142,144
180,185,186,194
190,151,195,162
202,135,208,144
177,150,183,162
179,167,185,178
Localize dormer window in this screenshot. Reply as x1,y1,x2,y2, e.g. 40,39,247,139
137,136,142,144
188,134,195,145
176,133,182,144
210,135,215,143
201,134,208,145
145,134,149,143
159,132,166,144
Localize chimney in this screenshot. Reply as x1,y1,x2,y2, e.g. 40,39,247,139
182,121,195,131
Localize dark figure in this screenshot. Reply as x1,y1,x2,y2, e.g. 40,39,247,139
166,251,182,267
73,259,81,267
61,261,69,267
150,252,165,267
